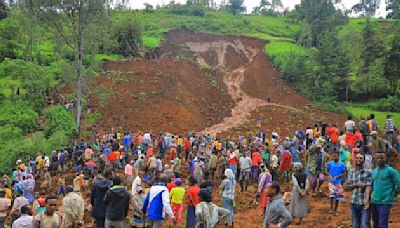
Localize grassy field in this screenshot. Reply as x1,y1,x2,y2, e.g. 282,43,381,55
265,41,308,68
346,106,400,129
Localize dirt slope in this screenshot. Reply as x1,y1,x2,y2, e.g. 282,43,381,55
88,29,345,136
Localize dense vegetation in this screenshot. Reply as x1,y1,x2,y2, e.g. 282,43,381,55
0,0,399,171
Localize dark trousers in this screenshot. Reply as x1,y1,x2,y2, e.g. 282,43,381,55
371,204,391,228
95,217,105,228
351,203,371,228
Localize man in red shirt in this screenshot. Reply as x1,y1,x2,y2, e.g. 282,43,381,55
327,124,340,152
107,151,118,171
186,176,200,227
280,149,292,185
251,148,262,183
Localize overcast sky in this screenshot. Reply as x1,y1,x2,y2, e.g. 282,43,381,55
129,0,387,17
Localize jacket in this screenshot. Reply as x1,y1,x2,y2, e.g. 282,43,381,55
62,192,85,227
142,183,174,221
103,185,130,221
263,195,292,228
195,202,230,228
91,177,112,219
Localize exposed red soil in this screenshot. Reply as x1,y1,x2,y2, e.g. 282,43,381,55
89,57,233,134
83,29,400,227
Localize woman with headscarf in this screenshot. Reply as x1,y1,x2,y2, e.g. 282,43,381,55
219,168,236,226
256,164,271,216
23,174,35,203
290,164,309,225
196,189,230,228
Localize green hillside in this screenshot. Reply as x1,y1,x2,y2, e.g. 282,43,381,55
0,1,399,171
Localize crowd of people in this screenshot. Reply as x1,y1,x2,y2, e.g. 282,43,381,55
0,113,400,228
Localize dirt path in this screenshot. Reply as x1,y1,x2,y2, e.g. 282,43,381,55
186,40,302,135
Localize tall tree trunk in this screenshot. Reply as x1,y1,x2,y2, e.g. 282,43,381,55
76,0,84,136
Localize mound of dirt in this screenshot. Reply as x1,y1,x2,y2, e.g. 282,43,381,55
88,29,345,136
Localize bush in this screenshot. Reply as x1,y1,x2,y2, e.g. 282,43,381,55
44,105,76,138
317,98,352,116
111,15,143,57
368,96,400,112
0,101,39,134
169,4,206,17
0,131,71,173
0,124,23,142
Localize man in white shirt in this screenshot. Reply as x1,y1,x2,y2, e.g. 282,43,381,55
344,116,356,133
12,205,33,228
238,152,252,192
131,170,143,197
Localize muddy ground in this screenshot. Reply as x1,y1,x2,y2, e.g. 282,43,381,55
82,29,400,227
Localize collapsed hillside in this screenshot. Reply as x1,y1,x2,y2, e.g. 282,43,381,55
88,29,345,136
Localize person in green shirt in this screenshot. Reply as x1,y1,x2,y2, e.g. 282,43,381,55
261,146,271,166
371,151,400,228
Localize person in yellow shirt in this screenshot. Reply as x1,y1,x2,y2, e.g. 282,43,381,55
4,184,12,200
169,178,185,224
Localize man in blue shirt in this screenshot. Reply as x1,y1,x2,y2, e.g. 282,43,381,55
326,151,346,216
142,175,175,227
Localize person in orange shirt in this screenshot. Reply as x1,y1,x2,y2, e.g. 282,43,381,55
146,145,154,160
108,151,118,171
327,124,340,152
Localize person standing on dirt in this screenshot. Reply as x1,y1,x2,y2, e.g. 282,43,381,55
327,124,340,152
239,152,251,192
207,152,218,181
103,175,130,228
256,164,271,217
10,190,29,223
220,169,236,226
12,205,33,228
217,153,227,180
228,150,239,179
345,116,356,133
371,151,400,228
91,170,112,228
142,175,175,228
370,131,386,157
270,148,279,182
195,189,230,228
61,186,85,227
0,189,11,228
186,176,200,227
326,151,346,216
251,148,262,183
358,116,370,145
384,114,396,146
33,195,61,228
290,164,309,225
306,143,325,197
263,181,292,228
345,153,372,228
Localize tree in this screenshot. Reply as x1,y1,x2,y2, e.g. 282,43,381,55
26,0,112,135
352,0,381,17
0,0,6,20
143,3,154,13
311,31,350,100
112,15,143,57
253,0,283,16
228,0,245,14
384,25,400,94
187,0,209,7
360,19,385,93
387,0,400,19
296,0,348,47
